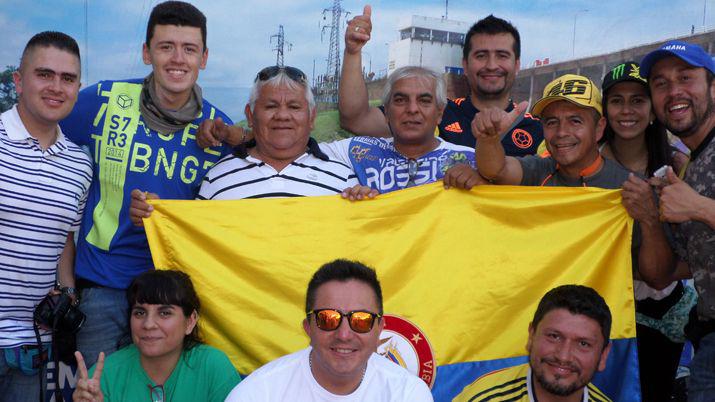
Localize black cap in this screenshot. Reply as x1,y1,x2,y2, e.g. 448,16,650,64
601,62,647,94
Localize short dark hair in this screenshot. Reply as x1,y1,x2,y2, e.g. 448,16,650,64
305,259,383,314
146,1,207,50
532,285,612,347
20,31,80,71
127,270,203,350
463,15,521,60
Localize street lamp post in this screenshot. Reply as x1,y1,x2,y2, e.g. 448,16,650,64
572,9,589,58
362,50,372,78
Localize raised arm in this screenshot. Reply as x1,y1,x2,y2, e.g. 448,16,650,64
338,5,390,137
197,117,251,148
474,102,528,185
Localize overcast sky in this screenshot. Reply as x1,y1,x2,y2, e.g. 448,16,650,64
1,0,712,120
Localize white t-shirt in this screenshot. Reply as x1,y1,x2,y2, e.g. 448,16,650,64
224,347,433,402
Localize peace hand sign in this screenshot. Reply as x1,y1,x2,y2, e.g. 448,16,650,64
72,351,105,402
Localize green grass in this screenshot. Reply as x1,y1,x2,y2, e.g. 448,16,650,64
312,109,353,142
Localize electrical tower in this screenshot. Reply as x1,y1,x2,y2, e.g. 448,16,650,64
270,25,292,67
316,0,349,104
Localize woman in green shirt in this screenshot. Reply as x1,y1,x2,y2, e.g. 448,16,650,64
73,270,240,402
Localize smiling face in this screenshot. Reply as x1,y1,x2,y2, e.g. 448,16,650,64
648,56,715,147
527,308,610,399
605,81,654,141
13,46,80,131
130,303,197,362
462,33,520,100
303,279,383,394
246,82,315,166
542,101,605,177
384,76,444,145
142,24,207,110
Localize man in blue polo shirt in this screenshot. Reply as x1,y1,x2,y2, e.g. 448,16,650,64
337,7,542,156
59,1,231,368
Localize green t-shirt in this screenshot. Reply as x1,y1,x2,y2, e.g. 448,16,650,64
90,344,240,402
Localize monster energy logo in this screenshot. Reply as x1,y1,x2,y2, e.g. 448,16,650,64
612,63,626,79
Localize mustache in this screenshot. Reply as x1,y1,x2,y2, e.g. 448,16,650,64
540,357,581,374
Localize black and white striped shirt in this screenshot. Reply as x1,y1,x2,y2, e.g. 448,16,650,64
198,138,357,200
0,106,93,347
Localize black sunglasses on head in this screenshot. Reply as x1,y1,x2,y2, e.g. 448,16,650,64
255,66,307,84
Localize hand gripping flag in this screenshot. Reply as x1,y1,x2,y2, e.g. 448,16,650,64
144,183,639,401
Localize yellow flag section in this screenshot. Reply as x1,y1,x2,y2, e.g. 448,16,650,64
144,182,637,402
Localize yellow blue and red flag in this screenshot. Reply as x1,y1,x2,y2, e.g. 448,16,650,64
144,183,640,401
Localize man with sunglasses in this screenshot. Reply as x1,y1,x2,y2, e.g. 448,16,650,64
58,1,233,369
454,285,612,402
224,259,433,401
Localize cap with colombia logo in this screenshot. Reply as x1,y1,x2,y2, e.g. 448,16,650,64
602,62,647,94
530,74,602,118
641,40,715,78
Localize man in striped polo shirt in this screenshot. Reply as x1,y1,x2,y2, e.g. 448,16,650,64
0,32,92,401
195,65,360,200
187,65,481,202
453,285,612,402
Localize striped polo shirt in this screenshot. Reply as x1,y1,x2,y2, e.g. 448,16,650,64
0,106,93,347
198,138,357,200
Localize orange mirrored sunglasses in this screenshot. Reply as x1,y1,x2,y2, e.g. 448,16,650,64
307,309,382,334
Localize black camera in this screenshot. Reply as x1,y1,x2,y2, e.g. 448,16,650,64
34,293,85,333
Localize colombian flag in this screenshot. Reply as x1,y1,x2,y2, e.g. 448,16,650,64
144,183,639,401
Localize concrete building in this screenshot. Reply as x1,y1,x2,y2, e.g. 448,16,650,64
513,29,715,106
368,29,715,109
387,16,469,76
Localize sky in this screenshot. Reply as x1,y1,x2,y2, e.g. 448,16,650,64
0,0,712,121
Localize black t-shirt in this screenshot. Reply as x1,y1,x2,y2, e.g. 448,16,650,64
438,96,543,156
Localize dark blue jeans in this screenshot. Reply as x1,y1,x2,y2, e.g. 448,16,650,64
688,332,715,402
0,348,46,402
76,287,130,369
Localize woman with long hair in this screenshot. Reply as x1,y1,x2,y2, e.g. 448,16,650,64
73,270,240,402
600,62,694,402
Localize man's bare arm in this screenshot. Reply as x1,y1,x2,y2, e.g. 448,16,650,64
338,5,390,137
474,103,527,185
57,232,76,289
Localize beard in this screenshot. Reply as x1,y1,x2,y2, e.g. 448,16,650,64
666,95,714,139
475,80,509,99
531,357,587,397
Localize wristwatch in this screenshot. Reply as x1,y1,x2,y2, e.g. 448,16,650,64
60,286,79,306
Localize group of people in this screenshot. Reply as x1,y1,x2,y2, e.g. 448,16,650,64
1,0,714,401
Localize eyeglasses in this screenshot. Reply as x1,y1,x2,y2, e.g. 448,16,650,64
255,66,307,84
406,158,419,186
307,309,382,334
148,384,164,402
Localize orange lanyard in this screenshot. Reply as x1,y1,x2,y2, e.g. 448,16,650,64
540,156,604,187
